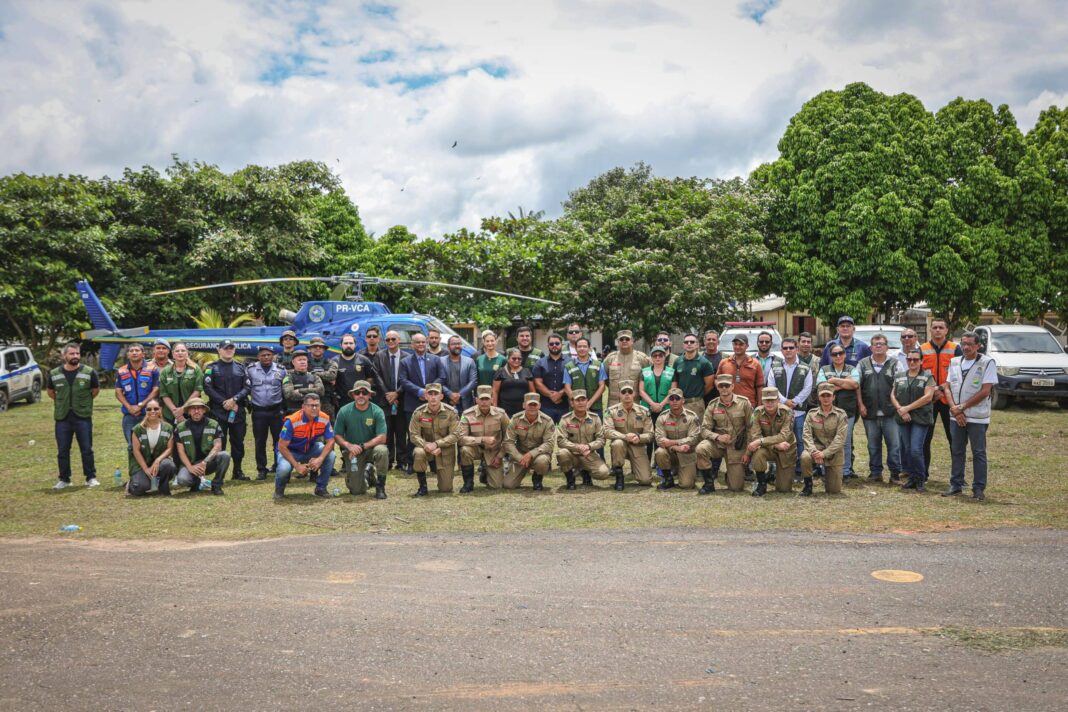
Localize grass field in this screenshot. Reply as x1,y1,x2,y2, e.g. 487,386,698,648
2,397,1066,540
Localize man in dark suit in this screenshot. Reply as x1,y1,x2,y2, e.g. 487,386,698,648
398,331,447,469
441,335,478,411
373,329,410,471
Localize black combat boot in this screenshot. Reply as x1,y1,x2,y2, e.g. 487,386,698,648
800,477,813,497
581,470,593,487
414,473,428,497
374,473,388,499
697,469,715,495
657,471,676,490
211,481,224,496
232,470,250,481
189,477,201,493
751,472,767,497
479,461,488,485
532,475,544,491
460,465,475,493
611,466,624,491
565,470,577,490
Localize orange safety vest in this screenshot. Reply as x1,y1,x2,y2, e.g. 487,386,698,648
920,340,958,403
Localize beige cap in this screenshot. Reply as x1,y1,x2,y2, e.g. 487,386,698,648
476,385,493,399
817,382,836,395
523,392,541,405
761,387,780,400
182,397,209,413
616,329,633,340
715,374,733,386
349,380,374,394
425,383,443,394
619,381,635,393
571,389,588,400
668,387,684,398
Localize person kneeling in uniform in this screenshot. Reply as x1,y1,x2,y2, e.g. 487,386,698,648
408,383,462,496
557,390,610,489
174,397,231,495
502,393,555,490
653,387,701,490
800,382,849,496
333,380,389,499
604,381,653,490
127,398,176,496
696,375,753,493
459,385,509,492
745,387,796,497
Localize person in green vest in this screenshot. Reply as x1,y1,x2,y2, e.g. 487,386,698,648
476,330,507,386
515,325,544,370
159,342,204,425
127,398,177,496
174,397,231,495
638,345,675,460
47,342,101,490
816,346,861,480
564,336,604,415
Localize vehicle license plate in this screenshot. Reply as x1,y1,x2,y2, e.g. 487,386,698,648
1031,378,1055,387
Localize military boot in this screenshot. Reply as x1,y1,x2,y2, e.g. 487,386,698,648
532,474,544,491
460,465,475,494
611,466,624,491
799,477,813,497
581,470,593,487
374,473,388,499
565,470,577,490
657,471,677,490
479,461,488,485
751,472,767,497
414,473,428,497
697,469,715,495
211,481,224,496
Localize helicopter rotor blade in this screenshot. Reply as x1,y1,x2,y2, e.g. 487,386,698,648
374,278,560,306
150,277,337,296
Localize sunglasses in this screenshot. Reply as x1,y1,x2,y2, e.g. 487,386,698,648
831,351,845,357
716,384,731,389
652,352,664,357
385,337,399,342
567,329,581,334
548,342,562,347
683,340,697,345
618,337,632,341
145,406,161,411
906,357,921,362
353,390,370,395
819,393,835,397
367,334,380,338
657,337,670,342
758,341,771,345
782,346,796,350
668,395,682,401
509,356,522,361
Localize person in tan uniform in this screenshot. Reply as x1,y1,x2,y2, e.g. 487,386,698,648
459,385,509,492
603,381,654,490
503,392,555,490
745,386,796,496
653,387,701,490
696,374,753,493
600,329,650,408
408,383,462,496
800,382,849,496
557,390,610,489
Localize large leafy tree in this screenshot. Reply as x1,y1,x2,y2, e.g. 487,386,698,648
1027,105,1068,322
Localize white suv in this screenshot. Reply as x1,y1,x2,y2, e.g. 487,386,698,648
0,344,43,412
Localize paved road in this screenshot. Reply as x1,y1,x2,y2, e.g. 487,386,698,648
1,529,1066,711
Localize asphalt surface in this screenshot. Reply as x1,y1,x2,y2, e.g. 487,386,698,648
1,528,1066,711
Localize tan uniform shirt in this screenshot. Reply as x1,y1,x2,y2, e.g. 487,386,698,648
702,397,754,444
653,408,701,449
604,403,654,445
603,350,650,405
748,404,796,446
408,404,462,449
802,406,848,456
504,412,556,459
557,411,606,453
459,405,510,450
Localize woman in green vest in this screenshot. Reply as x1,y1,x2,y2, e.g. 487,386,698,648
639,346,676,421
127,398,177,496
891,348,936,491
159,342,204,424
476,330,506,386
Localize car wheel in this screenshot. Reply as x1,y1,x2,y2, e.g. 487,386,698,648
0,390,8,413
27,378,42,404
990,389,1011,410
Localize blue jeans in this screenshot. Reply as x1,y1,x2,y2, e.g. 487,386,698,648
950,421,988,492
55,415,95,481
843,415,857,477
121,413,140,451
898,422,929,481
863,415,901,476
792,412,806,474
275,441,336,494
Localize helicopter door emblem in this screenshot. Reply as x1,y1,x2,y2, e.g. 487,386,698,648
308,305,327,322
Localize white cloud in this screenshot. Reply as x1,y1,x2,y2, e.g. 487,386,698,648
1,0,1066,237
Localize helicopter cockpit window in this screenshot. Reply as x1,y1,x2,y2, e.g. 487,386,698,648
387,325,425,350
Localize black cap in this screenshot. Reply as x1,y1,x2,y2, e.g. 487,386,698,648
837,315,855,325
218,339,236,349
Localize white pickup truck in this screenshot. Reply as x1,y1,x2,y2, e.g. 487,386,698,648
973,325,1068,410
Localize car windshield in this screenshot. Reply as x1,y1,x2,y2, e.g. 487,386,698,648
989,331,1063,354
720,329,781,353
854,329,902,349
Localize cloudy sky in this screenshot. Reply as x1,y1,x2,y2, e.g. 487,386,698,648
2,0,1066,237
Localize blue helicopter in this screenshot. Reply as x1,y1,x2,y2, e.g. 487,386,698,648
76,273,559,371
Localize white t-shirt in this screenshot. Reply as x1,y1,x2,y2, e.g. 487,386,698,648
146,425,162,450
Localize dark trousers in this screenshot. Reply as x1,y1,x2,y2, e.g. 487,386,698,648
541,404,567,424
383,403,409,468
923,400,953,479
251,405,283,476
212,409,247,473
55,415,95,481
950,421,989,492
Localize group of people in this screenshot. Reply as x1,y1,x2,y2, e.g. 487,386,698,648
46,315,996,501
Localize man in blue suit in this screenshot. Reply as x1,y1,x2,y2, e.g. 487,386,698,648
441,335,478,411
399,332,447,470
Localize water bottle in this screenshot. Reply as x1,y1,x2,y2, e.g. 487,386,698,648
199,477,212,491
331,485,340,497
228,409,236,423
391,402,397,415
113,467,123,487
349,456,359,474
60,524,82,532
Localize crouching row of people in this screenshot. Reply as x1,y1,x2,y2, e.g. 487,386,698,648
126,397,232,496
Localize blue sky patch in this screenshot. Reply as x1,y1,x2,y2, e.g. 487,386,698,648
740,0,780,24
364,3,397,20
259,51,327,84
359,49,396,64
